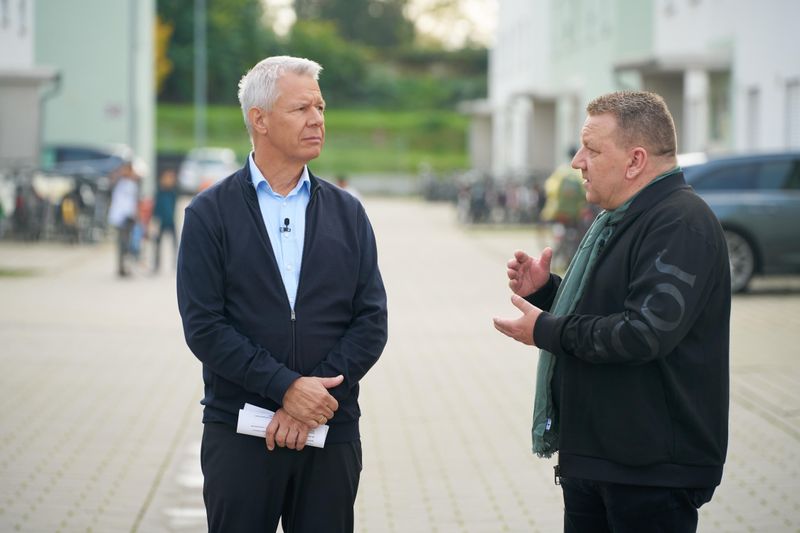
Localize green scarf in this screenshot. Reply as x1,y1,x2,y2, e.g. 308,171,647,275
531,167,680,457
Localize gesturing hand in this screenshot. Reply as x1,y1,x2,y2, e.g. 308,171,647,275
282,375,343,428
507,248,553,297
493,294,543,346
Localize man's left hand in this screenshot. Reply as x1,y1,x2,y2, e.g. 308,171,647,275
493,294,542,346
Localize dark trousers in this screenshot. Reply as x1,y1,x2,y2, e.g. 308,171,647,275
201,422,362,533
561,477,715,533
152,222,176,271
116,217,135,275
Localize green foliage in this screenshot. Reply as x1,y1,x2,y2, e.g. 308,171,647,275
157,0,488,108
156,104,469,174
358,65,486,109
390,46,489,76
158,0,283,104
286,20,371,105
294,0,414,49
157,104,250,155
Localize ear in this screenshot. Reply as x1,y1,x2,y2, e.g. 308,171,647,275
248,107,269,136
626,147,648,179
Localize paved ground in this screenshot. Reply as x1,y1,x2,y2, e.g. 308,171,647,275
1,197,799,532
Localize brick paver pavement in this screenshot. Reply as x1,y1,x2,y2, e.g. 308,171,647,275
0,197,798,532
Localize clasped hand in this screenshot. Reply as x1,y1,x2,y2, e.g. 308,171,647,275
265,375,343,451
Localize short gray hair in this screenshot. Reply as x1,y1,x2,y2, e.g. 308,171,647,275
237,56,323,137
586,91,677,158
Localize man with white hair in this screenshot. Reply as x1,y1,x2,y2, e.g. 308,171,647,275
177,56,388,533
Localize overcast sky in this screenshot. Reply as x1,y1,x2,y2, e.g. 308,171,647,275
262,0,498,48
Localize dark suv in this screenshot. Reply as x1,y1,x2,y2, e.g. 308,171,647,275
683,152,800,292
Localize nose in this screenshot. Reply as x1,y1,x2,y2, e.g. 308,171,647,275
308,107,324,126
571,149,585,170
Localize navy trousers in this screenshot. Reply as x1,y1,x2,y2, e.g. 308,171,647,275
560,477,715,533
201,422,362,533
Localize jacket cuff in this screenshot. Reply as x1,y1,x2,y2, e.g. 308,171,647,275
534,311,560,354
524,274,560,309
266,366,302,404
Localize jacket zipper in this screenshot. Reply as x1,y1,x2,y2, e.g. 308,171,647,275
289,183,318,372
288,180,319,372
290,308,297,370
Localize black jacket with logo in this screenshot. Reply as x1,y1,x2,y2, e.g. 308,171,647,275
177,164,388,443
531,172,730,488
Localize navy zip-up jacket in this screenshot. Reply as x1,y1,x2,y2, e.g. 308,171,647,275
177,164,388,443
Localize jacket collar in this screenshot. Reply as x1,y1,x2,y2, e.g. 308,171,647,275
624,170,689,218
237,160,322,200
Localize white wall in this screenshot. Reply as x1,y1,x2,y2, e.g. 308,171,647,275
489,0,656,177
490,0,552,177
490,0,550,106
730,0,800,150
0,0,34,68
0,0,57,170
468,115,493,172
482,0,800,181
531,99,556,172
35,0,155,178
655,0,800,151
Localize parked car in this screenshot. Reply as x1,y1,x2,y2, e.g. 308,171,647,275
177,147,239,195
41,143,149,183
683,151,800,292
39,143,150,241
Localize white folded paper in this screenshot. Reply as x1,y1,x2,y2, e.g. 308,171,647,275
236,403,329,448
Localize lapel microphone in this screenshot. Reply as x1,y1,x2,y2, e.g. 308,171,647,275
280,217,291,233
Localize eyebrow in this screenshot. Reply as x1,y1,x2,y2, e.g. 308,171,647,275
288,97,325,107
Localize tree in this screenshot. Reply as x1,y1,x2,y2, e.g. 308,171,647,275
294,0,414,50
286,20,371,105
158,0,283,104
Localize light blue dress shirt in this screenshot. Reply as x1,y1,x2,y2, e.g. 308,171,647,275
249,154,310,310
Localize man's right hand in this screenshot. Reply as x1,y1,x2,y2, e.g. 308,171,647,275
282,375,343,428
507,248,553,297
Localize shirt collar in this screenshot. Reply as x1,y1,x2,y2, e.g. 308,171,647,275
248,152,311,198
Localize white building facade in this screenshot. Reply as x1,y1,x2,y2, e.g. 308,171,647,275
0,0,58,170
34,0,155,178
473,0,800,180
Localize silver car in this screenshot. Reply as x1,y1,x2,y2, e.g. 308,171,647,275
683,152,800,292
178,147,239,195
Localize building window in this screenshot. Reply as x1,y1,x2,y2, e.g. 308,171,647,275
746,87,760,150
786,80,800,149
709,72,731,149
17,0,26,36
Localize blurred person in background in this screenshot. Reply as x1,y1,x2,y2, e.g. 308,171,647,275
107,162,140,277
151,169,178,273
177,56,388,533
12,182,45,241
540,146,586,225
494,91,730,533
540,147,589,270
59,189,80,244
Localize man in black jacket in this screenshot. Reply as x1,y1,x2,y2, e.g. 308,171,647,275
494,91,730,533
177,56,388,533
